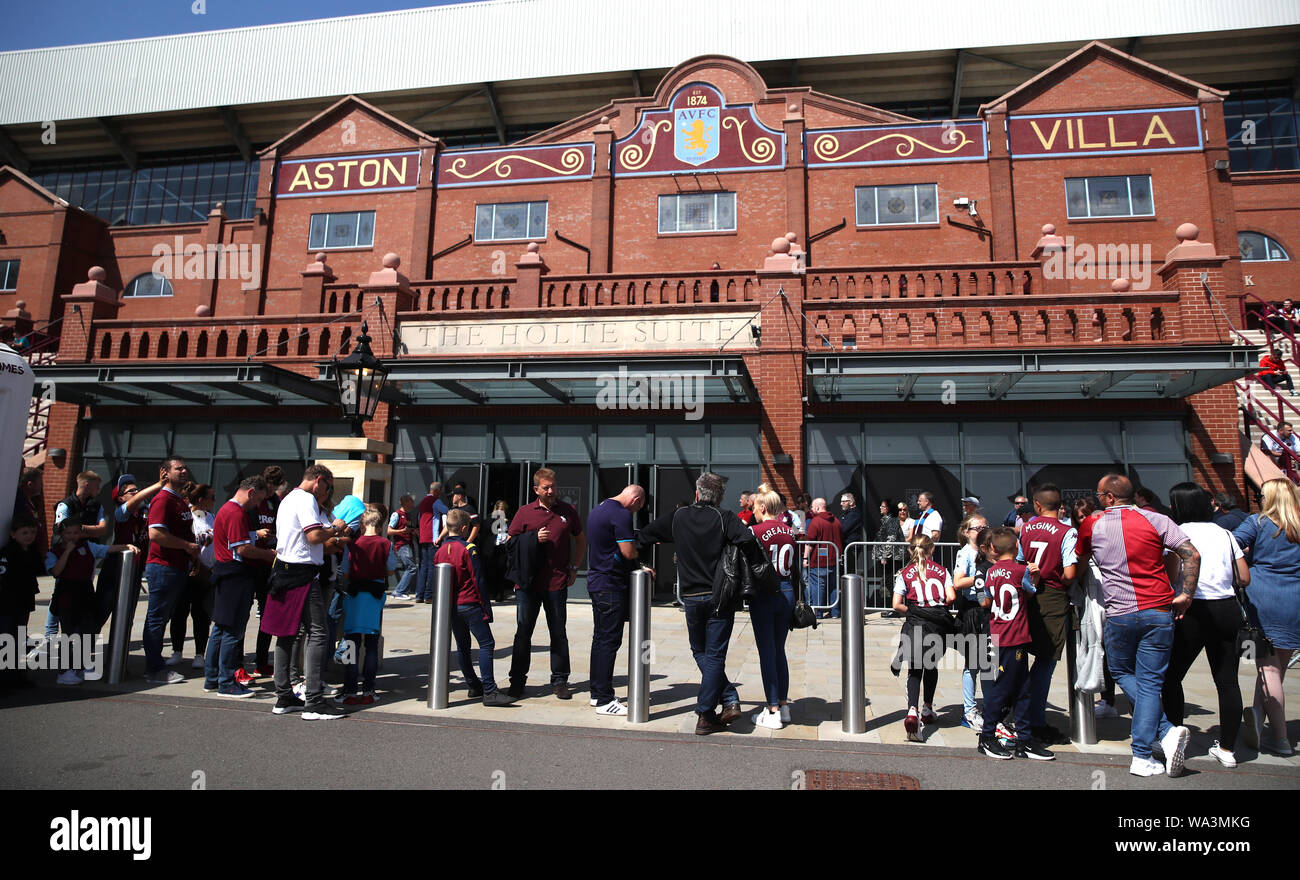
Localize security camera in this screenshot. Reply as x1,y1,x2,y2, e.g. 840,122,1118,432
953,197,971,208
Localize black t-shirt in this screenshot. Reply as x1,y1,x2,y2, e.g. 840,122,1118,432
0,540,43,615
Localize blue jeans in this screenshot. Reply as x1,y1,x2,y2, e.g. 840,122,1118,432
392,544,417,597
342,632,380,694
44,607,59,638
589,590,628,706
683,594,739,714
416,543,436,601
143,563,188,673
1105,609,1175,760
508,586,570,686
808,567,837,617
452,604,497,693
205,618,247,691
750,584,795,706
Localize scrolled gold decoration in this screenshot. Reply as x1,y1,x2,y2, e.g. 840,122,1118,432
618,120,671,171
721,117,777,164
812,129,973,163
447,147,588,180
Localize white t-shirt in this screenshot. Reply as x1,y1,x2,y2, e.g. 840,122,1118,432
789,509,807,535
1264,432,1300,455
914,508,943,539
1178,521,1243,601
275,488,331,565
191,508,215,569
899,517,915,541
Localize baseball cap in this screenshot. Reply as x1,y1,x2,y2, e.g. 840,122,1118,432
112,474,137,502
961,495,980,505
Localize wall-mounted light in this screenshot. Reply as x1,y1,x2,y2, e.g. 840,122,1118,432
1213,159,1229,171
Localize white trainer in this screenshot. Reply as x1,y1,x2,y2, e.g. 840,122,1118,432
1129,756,1165,777
752,708,783,730
1160,725,1190,777
1209,742,1237,768
594,700,628,716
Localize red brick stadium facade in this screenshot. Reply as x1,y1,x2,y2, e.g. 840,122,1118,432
1,42,1290,565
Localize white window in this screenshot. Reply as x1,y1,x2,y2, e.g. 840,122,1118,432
854,184,939,226
1238,231,1289,262
473,201,547,242
0,259,18,291
657,192,736,234
123,272,173,298
1065,175,1154,219
308,211,375,250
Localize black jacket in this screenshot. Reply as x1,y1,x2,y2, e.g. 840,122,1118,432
840,506,863,544
637,503,756,596
0,540,41,616
505,530,544,592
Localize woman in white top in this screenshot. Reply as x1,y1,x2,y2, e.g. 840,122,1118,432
1161,482,1251,768
168,483,216,668
896,502,915,542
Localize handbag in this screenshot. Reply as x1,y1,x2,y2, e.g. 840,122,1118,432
791,576,818,630
1227,530,1273,660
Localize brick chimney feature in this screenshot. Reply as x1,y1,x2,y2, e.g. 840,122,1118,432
299,252,336,314
516,241,549,309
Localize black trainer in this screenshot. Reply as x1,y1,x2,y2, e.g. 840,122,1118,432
1016,741,1056,761
483,690,514,707
979,737,1014,760
302,702,346,721
272,694,305,715
506,682,525,699
467,684,484,699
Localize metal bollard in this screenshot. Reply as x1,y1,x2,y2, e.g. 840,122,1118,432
841,573,866,734
628,569,652,723
1067,606,1097,744
107,547,139,685
427,562,454,710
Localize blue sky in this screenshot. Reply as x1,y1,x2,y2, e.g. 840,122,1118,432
1,1,478,51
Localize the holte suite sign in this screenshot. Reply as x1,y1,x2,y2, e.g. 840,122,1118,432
400,314,758,355
1007,107,1202,158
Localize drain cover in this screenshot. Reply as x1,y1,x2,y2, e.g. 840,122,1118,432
802,771,920,790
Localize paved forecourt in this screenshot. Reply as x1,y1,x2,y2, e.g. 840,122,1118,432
23,581,1300,771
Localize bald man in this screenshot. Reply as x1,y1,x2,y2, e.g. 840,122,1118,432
586,485,648,715
804,497,844,618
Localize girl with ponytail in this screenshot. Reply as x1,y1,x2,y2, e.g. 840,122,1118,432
891,533,956,742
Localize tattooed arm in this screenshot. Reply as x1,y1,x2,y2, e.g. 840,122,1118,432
1171,540,1200,616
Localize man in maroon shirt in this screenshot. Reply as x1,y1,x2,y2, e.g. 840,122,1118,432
142,456,200,684
506,467,586,700
804,498,844,618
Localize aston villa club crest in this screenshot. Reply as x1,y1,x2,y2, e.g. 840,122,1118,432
674,87,721,166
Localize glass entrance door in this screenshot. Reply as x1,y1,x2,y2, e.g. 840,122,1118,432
649,465,700,599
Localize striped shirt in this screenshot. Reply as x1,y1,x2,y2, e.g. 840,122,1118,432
1079,505,1189,617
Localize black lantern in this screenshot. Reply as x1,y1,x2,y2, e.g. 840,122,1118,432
333,321,388,433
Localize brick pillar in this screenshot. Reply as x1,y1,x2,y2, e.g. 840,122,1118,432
249,152,277,316
41,400,83,526
358,252,415,358
1,299,32,345
58,267,122,363
1185,383,1242,504
1030,223,1068,296
299,253,336,315
984,109,1018,260
1156,223,1232,344
413,140,442,280
782,103,807,252
745,235,805,499
590,119,614,273
515,242,548,310
202,202,226,315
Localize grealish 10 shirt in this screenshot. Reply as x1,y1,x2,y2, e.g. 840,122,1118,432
146,486,194,568
894,560,953,607
275,488,332,566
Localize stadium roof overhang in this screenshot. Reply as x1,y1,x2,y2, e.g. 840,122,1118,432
805,345,1259,403
28,361,404,408
318,356,757,407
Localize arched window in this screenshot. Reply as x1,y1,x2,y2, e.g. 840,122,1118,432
1239,232,1289,262
123,272,173,298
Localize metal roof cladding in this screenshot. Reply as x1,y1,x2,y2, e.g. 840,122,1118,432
1,0,1298,125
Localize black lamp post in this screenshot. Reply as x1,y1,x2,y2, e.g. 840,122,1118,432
333,321,389,437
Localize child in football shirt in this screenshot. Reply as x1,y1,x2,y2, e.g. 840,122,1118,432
0,514,42,691
892,534,955,742
435,508,512,706
339,510,396,705
978,527,1053,760
47,519,131,685
953,515,990,730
